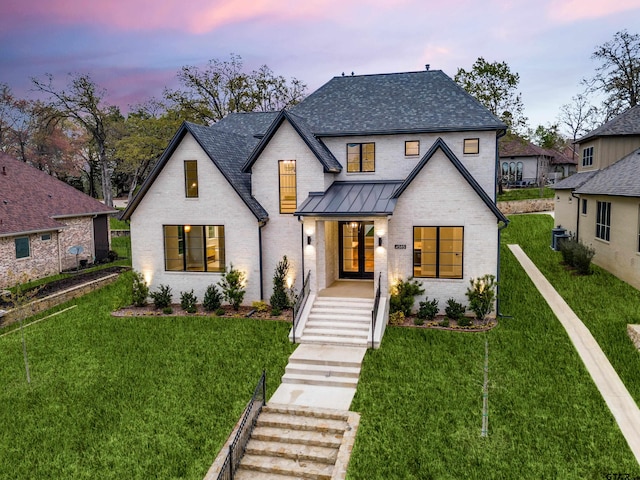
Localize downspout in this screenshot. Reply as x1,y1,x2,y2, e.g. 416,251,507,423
258,219,267,300
496,219,511,318
571,191,580,240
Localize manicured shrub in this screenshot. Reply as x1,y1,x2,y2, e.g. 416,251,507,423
439,318,450,327
180,290,197,313
271,308,282,317
417,298,439,320
444,298,465,321
559,237,577,265
131,270,149,307
252,301,269,313
215,307,225,316
413,316,424,326
150,284,172,309
558,238,595,275
162,306,173,315
457,316,473,327
390,278,424,316
466,274,497,320
220,264,246,311
203,284,223,311
270,256,291,311
389,311,405,326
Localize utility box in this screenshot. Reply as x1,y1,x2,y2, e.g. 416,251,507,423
551,227,567,251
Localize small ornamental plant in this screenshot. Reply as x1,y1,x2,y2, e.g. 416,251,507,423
150,284,172,310
203,284,223,312
390,278,424,316
131,271,149,307
466,274,497,321
180,290,197,313
220,264,246,311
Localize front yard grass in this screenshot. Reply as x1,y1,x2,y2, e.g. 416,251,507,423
0,272,295,479
348,213,640,479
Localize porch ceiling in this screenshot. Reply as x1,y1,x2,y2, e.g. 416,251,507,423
295,180,402,216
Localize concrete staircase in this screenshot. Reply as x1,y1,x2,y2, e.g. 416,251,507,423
234,404,356,479
299,296,373,347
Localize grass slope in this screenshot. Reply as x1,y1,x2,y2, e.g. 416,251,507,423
0,272,295,479
348,214,640,479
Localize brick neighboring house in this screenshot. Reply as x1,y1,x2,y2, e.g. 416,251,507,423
553,105,640,290
0,153,116,288
122,70,508,337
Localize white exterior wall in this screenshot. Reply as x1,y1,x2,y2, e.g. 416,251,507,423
554,190,579,235
251,121,327,299
387,149,499,313
322,131,497,196
130,133,261,304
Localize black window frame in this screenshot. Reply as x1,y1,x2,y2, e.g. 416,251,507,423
163,224,225,272
15,236,30,259
346,142,375,173
413,226,464,279
463,138,480,155
581,198,588,215
184,160,199,198
596,201,611,241
278,160,297,214
405,140,420,156
582,146,594,167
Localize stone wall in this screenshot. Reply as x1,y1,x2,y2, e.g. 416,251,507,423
498,199,554,215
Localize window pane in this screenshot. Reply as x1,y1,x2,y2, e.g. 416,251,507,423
185,226,205,271
164,226,183,271
362,143,375,172
347,144,360,172
279,160,297,213
413,226,462,278
464,138,479,154
184,160,198,198
206,225,225,272
405,141,420,156
15,237,30,259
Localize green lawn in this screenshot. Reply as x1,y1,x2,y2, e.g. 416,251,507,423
110,215,130,231
0,272,295,479
498,186,554,201
348,214,640,479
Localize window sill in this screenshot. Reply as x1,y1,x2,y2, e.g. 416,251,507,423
594,237,610,245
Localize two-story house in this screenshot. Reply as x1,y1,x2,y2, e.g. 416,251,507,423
553,105,640,289
121,70,508,345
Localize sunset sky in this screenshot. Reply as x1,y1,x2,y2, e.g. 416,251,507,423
1,0,639,131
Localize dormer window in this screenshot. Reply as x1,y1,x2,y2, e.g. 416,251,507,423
347,143,375,172
184,160,198,198
582,146,594,167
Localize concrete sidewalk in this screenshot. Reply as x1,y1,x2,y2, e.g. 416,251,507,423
509,244,640,465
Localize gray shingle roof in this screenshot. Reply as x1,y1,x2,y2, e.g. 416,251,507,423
296,181,402,216
290,70,507,136
574,148,640,196
0,153,116,237
552,171,598,190
577,105,640,142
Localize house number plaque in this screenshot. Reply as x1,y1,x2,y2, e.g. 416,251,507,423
394,244,407,249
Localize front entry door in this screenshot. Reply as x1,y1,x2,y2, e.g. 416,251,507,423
339,221,374,279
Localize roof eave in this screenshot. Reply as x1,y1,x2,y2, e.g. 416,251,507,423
313,125,506,137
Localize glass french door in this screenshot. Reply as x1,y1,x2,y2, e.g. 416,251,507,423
339,221,374,279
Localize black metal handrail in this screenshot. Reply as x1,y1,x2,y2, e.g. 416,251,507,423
216,370,266,480
292,270,311,343
371,272,381,349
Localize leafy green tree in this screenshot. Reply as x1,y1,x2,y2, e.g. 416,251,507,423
455,57,528,133
165,53,306,125
585,30,640,120
529,123,566,150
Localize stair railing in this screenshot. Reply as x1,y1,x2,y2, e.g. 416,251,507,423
292,270,311,343
371,272,382,349
216,370,266,480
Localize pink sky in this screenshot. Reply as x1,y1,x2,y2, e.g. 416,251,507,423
1,0,639,130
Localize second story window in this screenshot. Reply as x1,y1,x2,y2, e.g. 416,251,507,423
464,138,479,154
347,143,375,172
405,140,420,156
184,160,198,198
582,146,594,167
279,160,297,213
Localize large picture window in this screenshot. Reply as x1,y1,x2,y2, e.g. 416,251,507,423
279,160,296,213
413,226,463,279
184,160,198,198
15,236,30,259
596,201,611,241
164,225,224,272
347,143,375,172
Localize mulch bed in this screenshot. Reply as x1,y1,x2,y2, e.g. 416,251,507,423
391,315,498,332
112,304,293,321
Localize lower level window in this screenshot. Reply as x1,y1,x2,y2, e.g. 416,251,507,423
596,201,611,241
413,226,463,278
15,236,30,259
164,225,225,272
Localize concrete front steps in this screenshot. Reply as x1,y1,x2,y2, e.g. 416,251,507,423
300,296,373,347
234,403,358,480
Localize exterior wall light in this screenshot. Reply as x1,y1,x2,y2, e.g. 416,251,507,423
307,235,312,245
378,236,383,247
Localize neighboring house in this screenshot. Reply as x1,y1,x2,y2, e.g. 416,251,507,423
0,153,116,289
122,70,507,324
498,134,576,187
553,105,640,289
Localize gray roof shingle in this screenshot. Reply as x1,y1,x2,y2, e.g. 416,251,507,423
0,153,116,237
577,105,640,142
552,171,598,190
291,70,507,135
574,148,640,196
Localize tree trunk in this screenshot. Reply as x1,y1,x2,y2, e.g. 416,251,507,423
98,144,113,207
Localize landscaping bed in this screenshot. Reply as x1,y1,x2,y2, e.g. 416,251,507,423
112,303,292,321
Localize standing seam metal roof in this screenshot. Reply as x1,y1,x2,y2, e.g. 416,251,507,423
295,181,402,216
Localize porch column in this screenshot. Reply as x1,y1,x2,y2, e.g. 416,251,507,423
302,217,318,294
374,217,389,295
